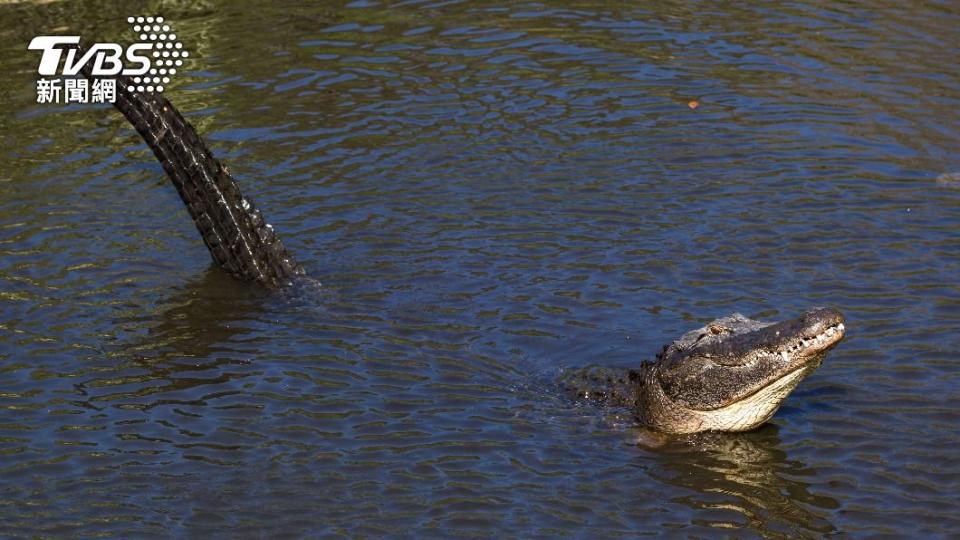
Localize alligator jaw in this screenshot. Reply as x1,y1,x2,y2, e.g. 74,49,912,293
664,363,812,433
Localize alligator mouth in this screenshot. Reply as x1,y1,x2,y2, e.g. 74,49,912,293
738,320,846,405
782,320,846,359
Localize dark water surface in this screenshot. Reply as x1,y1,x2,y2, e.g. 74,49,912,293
1,0,959,537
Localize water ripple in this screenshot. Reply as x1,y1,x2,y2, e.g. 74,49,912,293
1,0,959,536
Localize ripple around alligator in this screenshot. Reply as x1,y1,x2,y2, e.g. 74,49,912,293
1,0,959,537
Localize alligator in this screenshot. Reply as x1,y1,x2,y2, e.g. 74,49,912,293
78,49,846,434
560,308,845,433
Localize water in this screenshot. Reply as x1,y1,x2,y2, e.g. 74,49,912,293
1,0,958,536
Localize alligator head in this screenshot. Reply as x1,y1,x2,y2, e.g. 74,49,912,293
634,308,845,433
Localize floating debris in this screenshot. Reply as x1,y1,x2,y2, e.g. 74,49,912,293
936,172,960,188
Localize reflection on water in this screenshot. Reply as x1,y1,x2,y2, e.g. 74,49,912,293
2,0,959,536
647,427,838,536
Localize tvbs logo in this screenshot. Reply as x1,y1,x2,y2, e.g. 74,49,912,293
28,16,189,104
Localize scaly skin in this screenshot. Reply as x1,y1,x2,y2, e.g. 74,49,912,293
79,49,304,288
561,308,846,434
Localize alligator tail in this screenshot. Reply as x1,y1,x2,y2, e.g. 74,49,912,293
80,53,304,288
